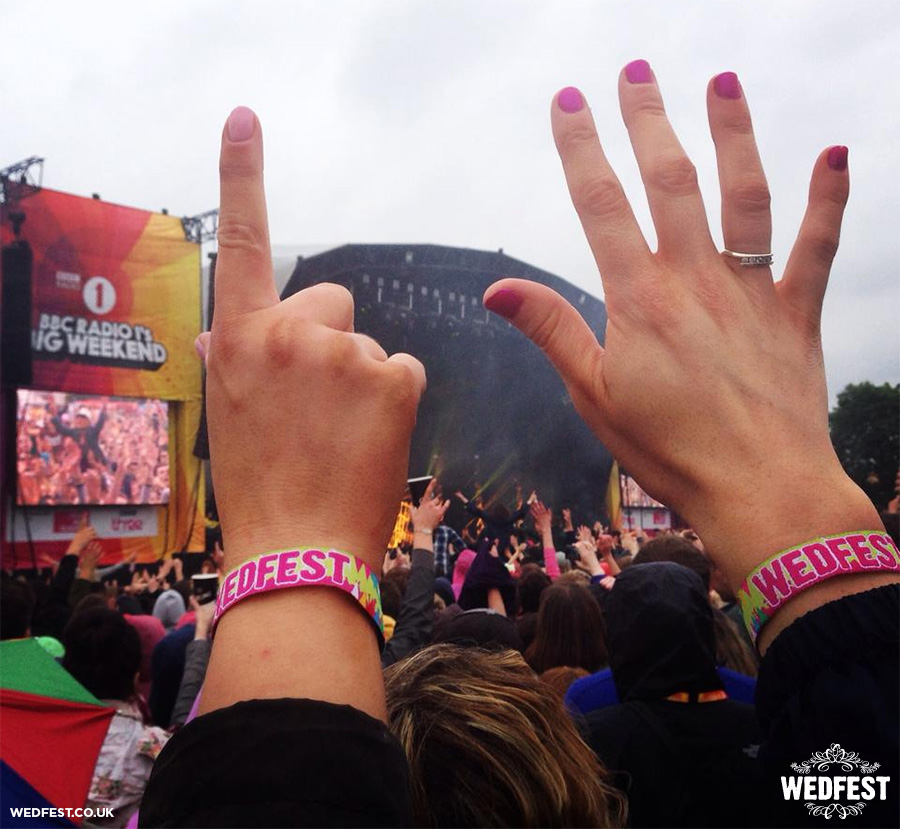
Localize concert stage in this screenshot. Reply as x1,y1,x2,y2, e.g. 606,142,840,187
281,244,614,522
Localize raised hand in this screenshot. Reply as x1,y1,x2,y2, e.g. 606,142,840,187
577,524,593,545
530,501,553,537
77,540,103,580
483,63,881,609
574,539,603,577
197,108,426,577
410,494,449,534
190,596,216,640
66,513,97,555
197,107,426,719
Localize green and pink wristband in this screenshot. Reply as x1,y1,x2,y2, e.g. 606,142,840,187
738,530,900,645
212,547,384,646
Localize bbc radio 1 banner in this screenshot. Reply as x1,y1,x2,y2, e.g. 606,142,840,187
2,188,201,400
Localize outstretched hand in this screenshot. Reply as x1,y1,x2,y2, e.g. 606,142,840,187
410,493,450,533
530,501,552,536
198,107,427,720
484,63,874,591
67,513,97,556
198,108,426,578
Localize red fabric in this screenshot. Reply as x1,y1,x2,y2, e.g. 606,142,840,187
123,615,165,700
175,610,196,629
0,689,114,819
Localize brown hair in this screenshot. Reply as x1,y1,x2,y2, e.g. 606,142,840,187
712,607,759,677
384,645,625,827
540,665,590,699
634,537,711,590
525,581,607,674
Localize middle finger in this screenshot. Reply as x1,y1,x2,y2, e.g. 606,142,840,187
706,72,773,280
618,60,717,265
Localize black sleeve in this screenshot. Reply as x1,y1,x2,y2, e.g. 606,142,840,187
51,414,75,440
510,503,529,525
756,584,898,827
140,698,412,828
381,548,435,668
465,501,488,522
49,554,78,606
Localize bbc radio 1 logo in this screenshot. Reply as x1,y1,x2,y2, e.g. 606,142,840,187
82,276,116,315
54,271,117,316
782,744,890,819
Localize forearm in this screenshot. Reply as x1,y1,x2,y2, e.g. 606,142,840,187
171,639,212,727
411,529,433,552
541,528,560,578
487,588,506,616
201,588,387,721
601,553,620,576
96,560,129,580
693,468,897,654
381,548,435,668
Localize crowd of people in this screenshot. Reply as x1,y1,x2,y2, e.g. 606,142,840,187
0,494,772,826
16,393,170,506
2,61,899,828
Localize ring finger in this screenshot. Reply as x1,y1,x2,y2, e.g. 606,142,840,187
707,71,773,281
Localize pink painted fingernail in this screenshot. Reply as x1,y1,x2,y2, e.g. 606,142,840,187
713,72,741,100
827,145,848,171
194,336,206,361
557,87,584,114
226,106,256,142
625,59,652,84
484,288,524,319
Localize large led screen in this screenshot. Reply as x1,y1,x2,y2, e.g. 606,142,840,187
16,389,169,506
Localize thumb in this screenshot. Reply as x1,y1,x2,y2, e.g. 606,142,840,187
483,278,603,400
194,332,211,365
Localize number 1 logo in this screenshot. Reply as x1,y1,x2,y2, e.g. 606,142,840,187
83,276,116,315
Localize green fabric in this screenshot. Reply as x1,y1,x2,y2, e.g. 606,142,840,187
0,638,102,706
34,636,66,659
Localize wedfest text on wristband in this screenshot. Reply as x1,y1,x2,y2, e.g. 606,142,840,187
738,530,900,645
212,548,384,647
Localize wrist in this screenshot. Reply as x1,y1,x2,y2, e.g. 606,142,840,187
696,472,881,590
219,520,387,578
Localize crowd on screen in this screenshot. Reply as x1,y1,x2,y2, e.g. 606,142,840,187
16,394,169,507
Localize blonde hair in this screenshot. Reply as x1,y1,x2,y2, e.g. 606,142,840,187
384,644,626,827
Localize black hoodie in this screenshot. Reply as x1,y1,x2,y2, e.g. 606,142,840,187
585,563,764,828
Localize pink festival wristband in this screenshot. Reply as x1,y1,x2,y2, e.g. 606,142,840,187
738,530,900,645
212,547,384,647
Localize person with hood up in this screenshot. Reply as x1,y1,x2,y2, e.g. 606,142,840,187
583,562,764,828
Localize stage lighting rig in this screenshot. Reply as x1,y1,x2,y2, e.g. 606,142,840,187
181,208,219,244
0,156,44,206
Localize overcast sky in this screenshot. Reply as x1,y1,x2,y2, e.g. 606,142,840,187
3,0,898,407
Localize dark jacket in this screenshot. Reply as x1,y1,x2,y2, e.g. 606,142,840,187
584,563,765,828
457,539,516,615
381,548,435,668
53,407,108,470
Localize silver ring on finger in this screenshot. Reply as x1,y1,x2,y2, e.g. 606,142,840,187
721,249,774,267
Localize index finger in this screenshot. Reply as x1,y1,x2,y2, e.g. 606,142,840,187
215,106,279,320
